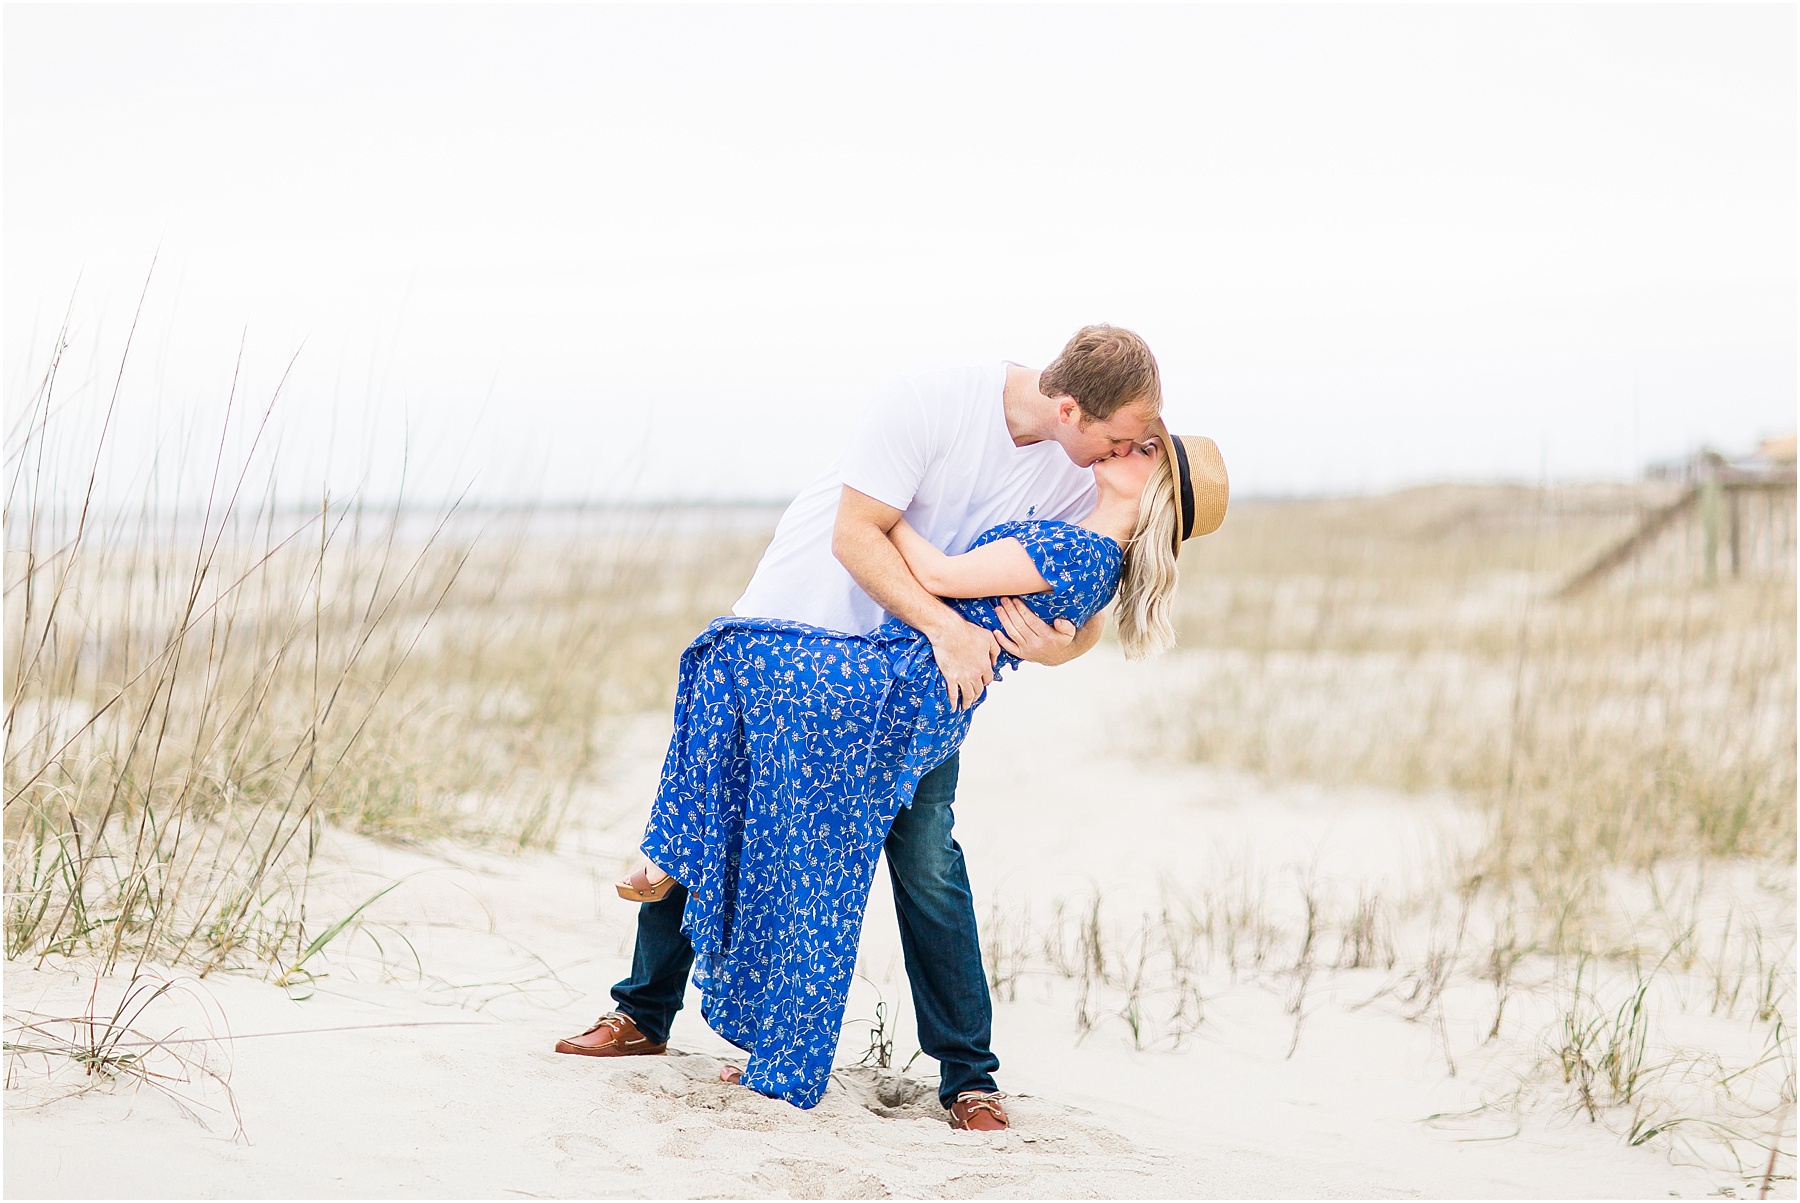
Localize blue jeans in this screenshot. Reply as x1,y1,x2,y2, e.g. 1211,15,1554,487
610,751,999,1107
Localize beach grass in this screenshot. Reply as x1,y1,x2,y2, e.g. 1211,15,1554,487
1154,486,1794,870
6,319,1792,1179
3,322,764,978
1051,485,1797,1175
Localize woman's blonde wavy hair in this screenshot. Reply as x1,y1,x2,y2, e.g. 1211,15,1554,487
1114,448,1181,660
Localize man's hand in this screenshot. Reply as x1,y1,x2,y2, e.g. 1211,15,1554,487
927,616,1002,710
835,486,990,708
994,598,1103,667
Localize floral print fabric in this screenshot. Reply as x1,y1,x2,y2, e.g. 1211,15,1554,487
640,520,1122,1108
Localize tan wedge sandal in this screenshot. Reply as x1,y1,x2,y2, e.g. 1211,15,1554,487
615,865,677,903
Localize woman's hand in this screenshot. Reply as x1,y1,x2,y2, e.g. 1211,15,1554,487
996,601,1106,667
993,597,1076,664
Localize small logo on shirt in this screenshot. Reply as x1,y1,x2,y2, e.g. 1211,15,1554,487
1027,506,1036,517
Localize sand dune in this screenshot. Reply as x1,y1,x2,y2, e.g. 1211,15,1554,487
5,650,1783,1198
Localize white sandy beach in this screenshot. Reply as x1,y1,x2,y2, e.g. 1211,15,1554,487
5,649,1789,1199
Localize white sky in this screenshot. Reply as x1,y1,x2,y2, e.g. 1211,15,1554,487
5,4,1795,505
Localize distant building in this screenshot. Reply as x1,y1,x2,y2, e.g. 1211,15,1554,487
1647,434,1798,486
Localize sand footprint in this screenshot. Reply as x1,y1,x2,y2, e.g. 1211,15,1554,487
550,1130,640,1175
932,1171,1034,1198
607,1059,787,1130
750,1157,890,1199
830,1066,944,1122
655,1126,714,1160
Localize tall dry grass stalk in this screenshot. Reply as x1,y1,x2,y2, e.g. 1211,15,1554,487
1072,483,1796,1173
982,865,1790,1175
1152,485,1794,918
4,316,769,979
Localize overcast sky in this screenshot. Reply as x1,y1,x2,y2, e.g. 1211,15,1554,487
6,4,1794,505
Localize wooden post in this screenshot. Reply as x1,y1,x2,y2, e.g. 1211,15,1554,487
1699,477,1722,585
1728,486,1742,577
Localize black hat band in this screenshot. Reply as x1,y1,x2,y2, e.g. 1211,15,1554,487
1171,434,1195,550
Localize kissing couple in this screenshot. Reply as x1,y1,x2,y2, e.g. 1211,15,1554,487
556,325,1227,1129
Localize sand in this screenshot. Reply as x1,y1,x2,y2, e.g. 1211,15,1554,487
5,650,1785,1199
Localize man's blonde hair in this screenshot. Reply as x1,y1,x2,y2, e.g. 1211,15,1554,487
1040,325,1162,423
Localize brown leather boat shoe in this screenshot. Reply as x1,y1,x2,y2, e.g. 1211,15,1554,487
948,1091,1010,1131
554,1012,667,1057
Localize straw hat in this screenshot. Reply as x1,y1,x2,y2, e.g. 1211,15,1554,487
1151,421,1228,556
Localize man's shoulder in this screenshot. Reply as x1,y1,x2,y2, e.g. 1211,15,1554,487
883,359,1001,399
873,359,1003,424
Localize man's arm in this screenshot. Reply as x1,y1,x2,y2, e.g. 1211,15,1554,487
887,515,1103,668
831,486,1000,710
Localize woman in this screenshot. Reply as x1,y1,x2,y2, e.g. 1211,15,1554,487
629,431,1224,1109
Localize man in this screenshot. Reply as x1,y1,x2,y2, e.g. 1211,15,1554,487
557,325,1162,1131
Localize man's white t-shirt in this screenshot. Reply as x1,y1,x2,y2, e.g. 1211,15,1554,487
732,361,1099,635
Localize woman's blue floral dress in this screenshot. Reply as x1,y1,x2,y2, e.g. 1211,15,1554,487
640,520,1121,1108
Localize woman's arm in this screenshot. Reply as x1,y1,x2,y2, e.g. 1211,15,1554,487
888,521,1051,599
